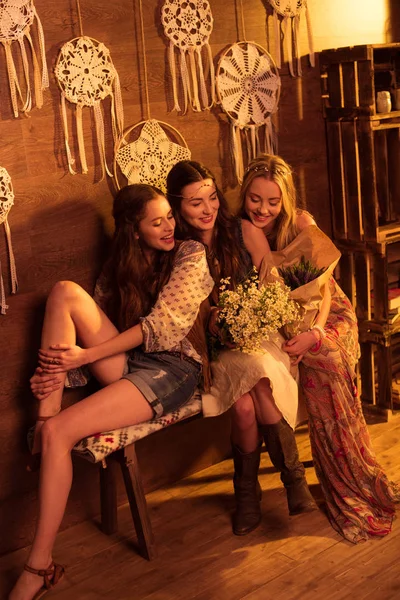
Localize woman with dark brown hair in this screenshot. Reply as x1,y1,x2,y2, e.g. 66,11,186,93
167,160,315,538
10,183,214,600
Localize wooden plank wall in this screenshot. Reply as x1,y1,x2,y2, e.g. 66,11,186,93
0,0,392,555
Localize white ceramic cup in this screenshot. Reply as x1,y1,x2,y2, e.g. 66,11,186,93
376,91,392,113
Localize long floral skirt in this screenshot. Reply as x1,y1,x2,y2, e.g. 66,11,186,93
300,280,400,543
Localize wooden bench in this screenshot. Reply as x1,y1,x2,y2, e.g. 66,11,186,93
72,390,202,560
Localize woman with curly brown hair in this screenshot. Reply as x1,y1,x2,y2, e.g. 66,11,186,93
11,183,214,600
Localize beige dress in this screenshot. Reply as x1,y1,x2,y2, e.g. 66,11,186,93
202,332,304,428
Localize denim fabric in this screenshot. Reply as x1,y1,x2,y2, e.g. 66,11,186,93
123,350,201,417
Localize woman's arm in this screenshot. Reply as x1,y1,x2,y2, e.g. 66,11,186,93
240,219,271,271
39,241,214,371
314,282,331,329
282,282,332,363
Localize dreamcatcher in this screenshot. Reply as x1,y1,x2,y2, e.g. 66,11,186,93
114,0,191,192
0,0,48,117
216,3,281,184
54,0,124,179
0,167,18,315
266,0,314,77
161,0,215,113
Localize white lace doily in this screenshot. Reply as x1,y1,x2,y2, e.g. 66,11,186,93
161,0,215,113
268,0,306,17
162,0,213,50
54,36,124,178
0,166,17,314
115,119,191,192
0,0,48,116
0,0,34,40
0,167,14,226
266,0,314,76
216,42,280,183
55,36,117,106
217,42,280,127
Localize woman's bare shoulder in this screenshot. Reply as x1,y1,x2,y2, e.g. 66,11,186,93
295,210,316,231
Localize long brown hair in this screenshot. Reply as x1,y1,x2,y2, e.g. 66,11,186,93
239,154,300,250
166,160,244,286
103,184,176,331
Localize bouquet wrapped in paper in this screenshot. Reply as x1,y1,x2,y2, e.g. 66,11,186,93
260,225,341,334
216,268,300,355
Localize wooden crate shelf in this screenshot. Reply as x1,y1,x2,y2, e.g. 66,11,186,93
321,43,400,415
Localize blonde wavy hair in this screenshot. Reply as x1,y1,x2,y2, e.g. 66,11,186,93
238,154,300,250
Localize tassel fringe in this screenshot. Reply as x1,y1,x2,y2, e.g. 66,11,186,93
1,9,49,117
169,44,215,113
271,3,315,77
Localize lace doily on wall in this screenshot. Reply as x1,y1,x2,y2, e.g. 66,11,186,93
267,0,314,77
161,0,215,113
0,167,18,314
216,41,281,183
0,0,48,117
54,36,124,179
114,119,191,192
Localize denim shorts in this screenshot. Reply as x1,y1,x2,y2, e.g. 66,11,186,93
122,350,201,417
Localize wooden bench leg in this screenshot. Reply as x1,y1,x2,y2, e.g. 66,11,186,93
99,459,118,535
117,444,157,561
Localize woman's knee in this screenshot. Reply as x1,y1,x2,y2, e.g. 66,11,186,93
41,416,75,454
47,280,84,308
232,394,257,429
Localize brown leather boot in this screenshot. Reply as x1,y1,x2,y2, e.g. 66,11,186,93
260,419,316,515
231,441,262,536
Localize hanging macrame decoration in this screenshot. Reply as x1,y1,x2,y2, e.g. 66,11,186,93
266,0,314,77
54,3,124,179
0,167,18,315
114,119,191,192
216,41,281,184
0,0,49,117
114,0,191,192
161,0,215,113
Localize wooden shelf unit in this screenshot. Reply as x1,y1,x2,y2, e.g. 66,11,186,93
320,43,400,416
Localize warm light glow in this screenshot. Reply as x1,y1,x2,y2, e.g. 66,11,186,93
310,0,389,51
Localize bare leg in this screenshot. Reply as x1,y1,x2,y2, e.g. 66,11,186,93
32,281,126,453
250,377,282,425
230,393,259,453
10,379,153,600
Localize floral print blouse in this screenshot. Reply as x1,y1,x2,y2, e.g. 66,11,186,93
140,239,214,362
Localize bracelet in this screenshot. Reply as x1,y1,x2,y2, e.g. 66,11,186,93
310,324,326,340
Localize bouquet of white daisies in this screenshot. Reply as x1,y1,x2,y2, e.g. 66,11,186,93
217,268,300,355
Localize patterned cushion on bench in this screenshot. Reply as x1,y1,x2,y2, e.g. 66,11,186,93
73,390,202,464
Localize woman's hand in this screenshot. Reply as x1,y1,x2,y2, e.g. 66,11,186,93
30,367,62,401
282,330,320,365
208,307,237,349
38,344,89,373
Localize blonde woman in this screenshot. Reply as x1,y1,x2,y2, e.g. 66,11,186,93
239,153,400,543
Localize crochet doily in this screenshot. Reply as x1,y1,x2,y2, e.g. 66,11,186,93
268,0,306,17
0,166,17,314
266,0,314,76
115,119,191,193
216,42,280,183
0,0,48,116
161,0,215,112
54,36,124,178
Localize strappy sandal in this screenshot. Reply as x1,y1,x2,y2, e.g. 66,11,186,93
23,562,65,599
26,416,53,473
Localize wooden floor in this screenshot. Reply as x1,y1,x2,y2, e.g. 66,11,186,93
2,415,400,600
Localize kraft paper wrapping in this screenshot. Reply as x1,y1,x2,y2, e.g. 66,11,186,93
260,225,341,334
